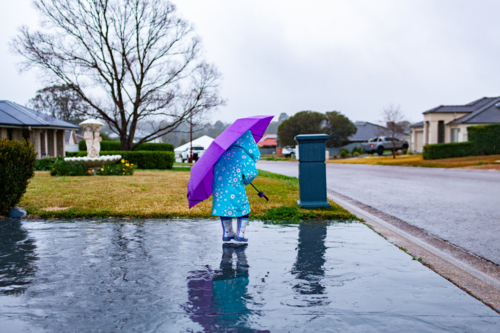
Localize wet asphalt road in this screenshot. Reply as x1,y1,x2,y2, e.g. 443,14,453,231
257,161,500,265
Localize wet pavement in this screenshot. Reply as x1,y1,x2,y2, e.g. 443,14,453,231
1,219,499,332
257,161,500,265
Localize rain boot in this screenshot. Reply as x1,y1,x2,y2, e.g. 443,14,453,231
235,216,249,242
221,217,235,242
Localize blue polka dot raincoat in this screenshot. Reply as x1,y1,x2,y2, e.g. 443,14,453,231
212,130,260,217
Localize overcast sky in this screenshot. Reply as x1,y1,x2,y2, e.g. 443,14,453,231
2,0,500,125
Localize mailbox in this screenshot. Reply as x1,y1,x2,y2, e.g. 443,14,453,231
294,134,330,209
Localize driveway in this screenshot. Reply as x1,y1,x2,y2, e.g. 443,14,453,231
257,161,500,265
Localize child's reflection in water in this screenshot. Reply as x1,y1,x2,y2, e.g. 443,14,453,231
184,244,269,332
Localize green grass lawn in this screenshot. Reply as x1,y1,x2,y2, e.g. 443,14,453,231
19,169,358,222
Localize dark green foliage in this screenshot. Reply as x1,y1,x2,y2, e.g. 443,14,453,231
324,111,357,147
50,159,89,176
423,123,500,159
278,111,327,146
78,140,174,152
0,139,37,215
339,149,348,158
34,157,58,170
468,123,500,155
65,152,79,157
97,160,134,176
76,151,174,169
423,142,476,159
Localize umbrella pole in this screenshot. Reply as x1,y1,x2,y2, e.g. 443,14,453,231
250,182,269,201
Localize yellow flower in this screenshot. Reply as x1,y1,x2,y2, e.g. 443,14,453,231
123,172,125,175
126,163,129,167
88,170,91,174
121,159,125,163
101,167,104,170
131,163,134,166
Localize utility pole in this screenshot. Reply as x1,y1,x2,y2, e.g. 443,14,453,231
189,111,193,163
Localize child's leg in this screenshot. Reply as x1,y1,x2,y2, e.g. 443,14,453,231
221,217,235,241
235,215,249,242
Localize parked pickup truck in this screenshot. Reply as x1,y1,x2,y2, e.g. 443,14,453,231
180,146,205,162
361,136,409,156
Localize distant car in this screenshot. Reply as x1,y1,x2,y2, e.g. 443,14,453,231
282,146,296,158
181,146,205,162
361,136,409,156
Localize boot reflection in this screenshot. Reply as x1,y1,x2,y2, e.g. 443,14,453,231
184,244,268,332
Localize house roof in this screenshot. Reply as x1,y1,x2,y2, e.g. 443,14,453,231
0,100,79,129
257,137,277,147
410,121,424,128
348,121,387,142
422,96,500,124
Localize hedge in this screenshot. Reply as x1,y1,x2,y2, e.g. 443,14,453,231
76,151,174,169
422,142,477,160
423,123,500,159
78,140,174,152
0,139,37,215
468,123,500,155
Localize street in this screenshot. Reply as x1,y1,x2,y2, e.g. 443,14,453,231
257,161,500,265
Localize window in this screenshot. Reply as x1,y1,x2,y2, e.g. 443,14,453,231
450,128,460,143
7,128,13,140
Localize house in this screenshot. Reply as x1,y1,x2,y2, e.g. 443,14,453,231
410,96,500,152
257,134,277,155
0,100,79,159
65,131,80,153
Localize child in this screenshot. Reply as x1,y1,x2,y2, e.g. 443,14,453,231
212,130,260,242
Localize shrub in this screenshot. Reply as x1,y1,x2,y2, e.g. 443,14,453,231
353,152,359,157
51,159,89,176
78,140,174,152
65,152,79,157
339,149,348,158
0,139,37,215
402,148,407,155
76,151,174,169
423,142,477,160
408,150,414,155
34,157,58,171
468,123,500,155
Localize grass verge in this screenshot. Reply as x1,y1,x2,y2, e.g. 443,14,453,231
18,170,358,221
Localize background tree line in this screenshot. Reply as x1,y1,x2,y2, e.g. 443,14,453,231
278,111,357,148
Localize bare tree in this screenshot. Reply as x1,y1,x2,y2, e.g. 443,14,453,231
11,0,224,150
378,105,409,159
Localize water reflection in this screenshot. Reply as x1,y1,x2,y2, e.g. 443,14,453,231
0,220,37,295
184,244,267,332
291,224,329,306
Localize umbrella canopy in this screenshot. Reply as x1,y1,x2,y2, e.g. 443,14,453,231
187,115,274,208
79,119,105,127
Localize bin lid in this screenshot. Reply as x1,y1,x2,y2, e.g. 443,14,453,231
294,134,329,141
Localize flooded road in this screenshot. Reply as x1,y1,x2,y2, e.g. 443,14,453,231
1,219,499,332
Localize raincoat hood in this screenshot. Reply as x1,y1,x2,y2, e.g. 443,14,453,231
230,130,261,163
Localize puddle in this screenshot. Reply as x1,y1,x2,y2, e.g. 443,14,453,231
0,219,499,332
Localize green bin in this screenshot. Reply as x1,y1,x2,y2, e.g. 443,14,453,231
294,134,330,209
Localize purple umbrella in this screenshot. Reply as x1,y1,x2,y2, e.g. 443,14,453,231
187,115,274,208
